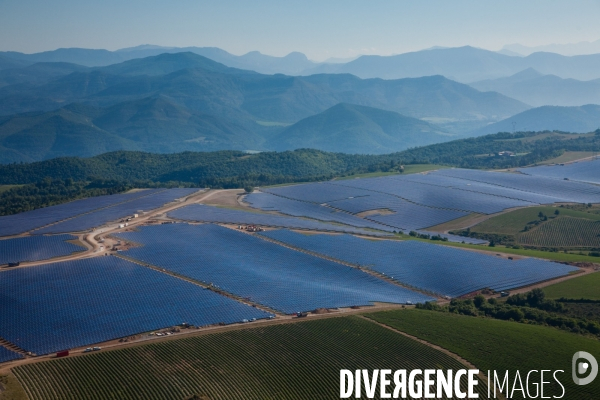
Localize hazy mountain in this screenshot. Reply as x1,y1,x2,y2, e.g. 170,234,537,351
0,107,138,163
269,103,453,154
0,95,267,162
0,62,89,88
0,46,318,75
301,46,600,82
0,53,529,127
0,52,532,162
503,39,600,56
0,55,32,71
471,105,600,136
470,68,600,107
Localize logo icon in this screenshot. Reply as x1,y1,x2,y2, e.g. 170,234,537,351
572,351,598,385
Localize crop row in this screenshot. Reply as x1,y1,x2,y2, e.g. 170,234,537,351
519,216,600,248
14,316,487,400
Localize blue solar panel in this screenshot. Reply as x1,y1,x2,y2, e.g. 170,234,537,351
0,189,165,237
168,204,391,236
245,192,394,231
518,158,600,185
0,346,23,363
435,169,600,204
328,178,533,214
0,256,271,355
397,173,562,205
0,235,83,265
263,183,373,203
34,189,200,234
260,230,577,298
115,224,434,313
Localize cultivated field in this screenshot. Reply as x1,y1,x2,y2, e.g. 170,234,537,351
543,271,600,300
519,216,600,248
366,309,600,400
468,206,600,236
13,316,487,400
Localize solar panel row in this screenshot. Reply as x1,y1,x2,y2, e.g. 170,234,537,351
396,173,563,205
0,234,83,265
328,179,534,214
435,169,600,204
0,189,165,237
34,188,200,234
115,224,434,314
0,346,23,363
518,158,600,185
260,230,577,298
0,256,271,355
168,204,392,236
245,192,394,231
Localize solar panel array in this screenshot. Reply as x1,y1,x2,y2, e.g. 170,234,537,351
261,230,578,298
396,173,562,204
518,158,600,185
0,189,166,237
115,224,434,313
435,169,600,204
328,179,534,214
0,346,23,363
0,256,271,355
0,234,83,265
251,168,600,237
168,204,391,236
245,192,394,231
34,188,200,234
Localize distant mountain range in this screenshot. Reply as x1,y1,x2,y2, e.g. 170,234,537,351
1,46,600,162
0,45,318,75
470,68,600,107
502,39,600,56
4,45,600,83
471,104,600,136
0,52,533,163
303,46,600,82
270,103,453,154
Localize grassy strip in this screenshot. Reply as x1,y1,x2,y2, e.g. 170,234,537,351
544,272,600,300
393,232,600,263
337,164,447,180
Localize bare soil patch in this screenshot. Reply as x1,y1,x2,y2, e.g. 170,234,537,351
356,208,396,218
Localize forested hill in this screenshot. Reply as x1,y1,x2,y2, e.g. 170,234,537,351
1,130,599,188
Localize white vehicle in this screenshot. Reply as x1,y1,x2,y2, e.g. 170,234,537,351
83,348,92,353
92,347,101,351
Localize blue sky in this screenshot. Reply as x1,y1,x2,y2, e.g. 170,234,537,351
1,0,600,60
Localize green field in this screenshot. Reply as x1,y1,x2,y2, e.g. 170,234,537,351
470,206,600,236
519,216,600,248
366,309,600,400
543,272,600,300
13,317,487,400
538,151,597,165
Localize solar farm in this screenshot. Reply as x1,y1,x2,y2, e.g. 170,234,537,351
518,157,600,185
1,166,598,372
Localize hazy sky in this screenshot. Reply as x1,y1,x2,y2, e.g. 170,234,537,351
1,0,600,60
